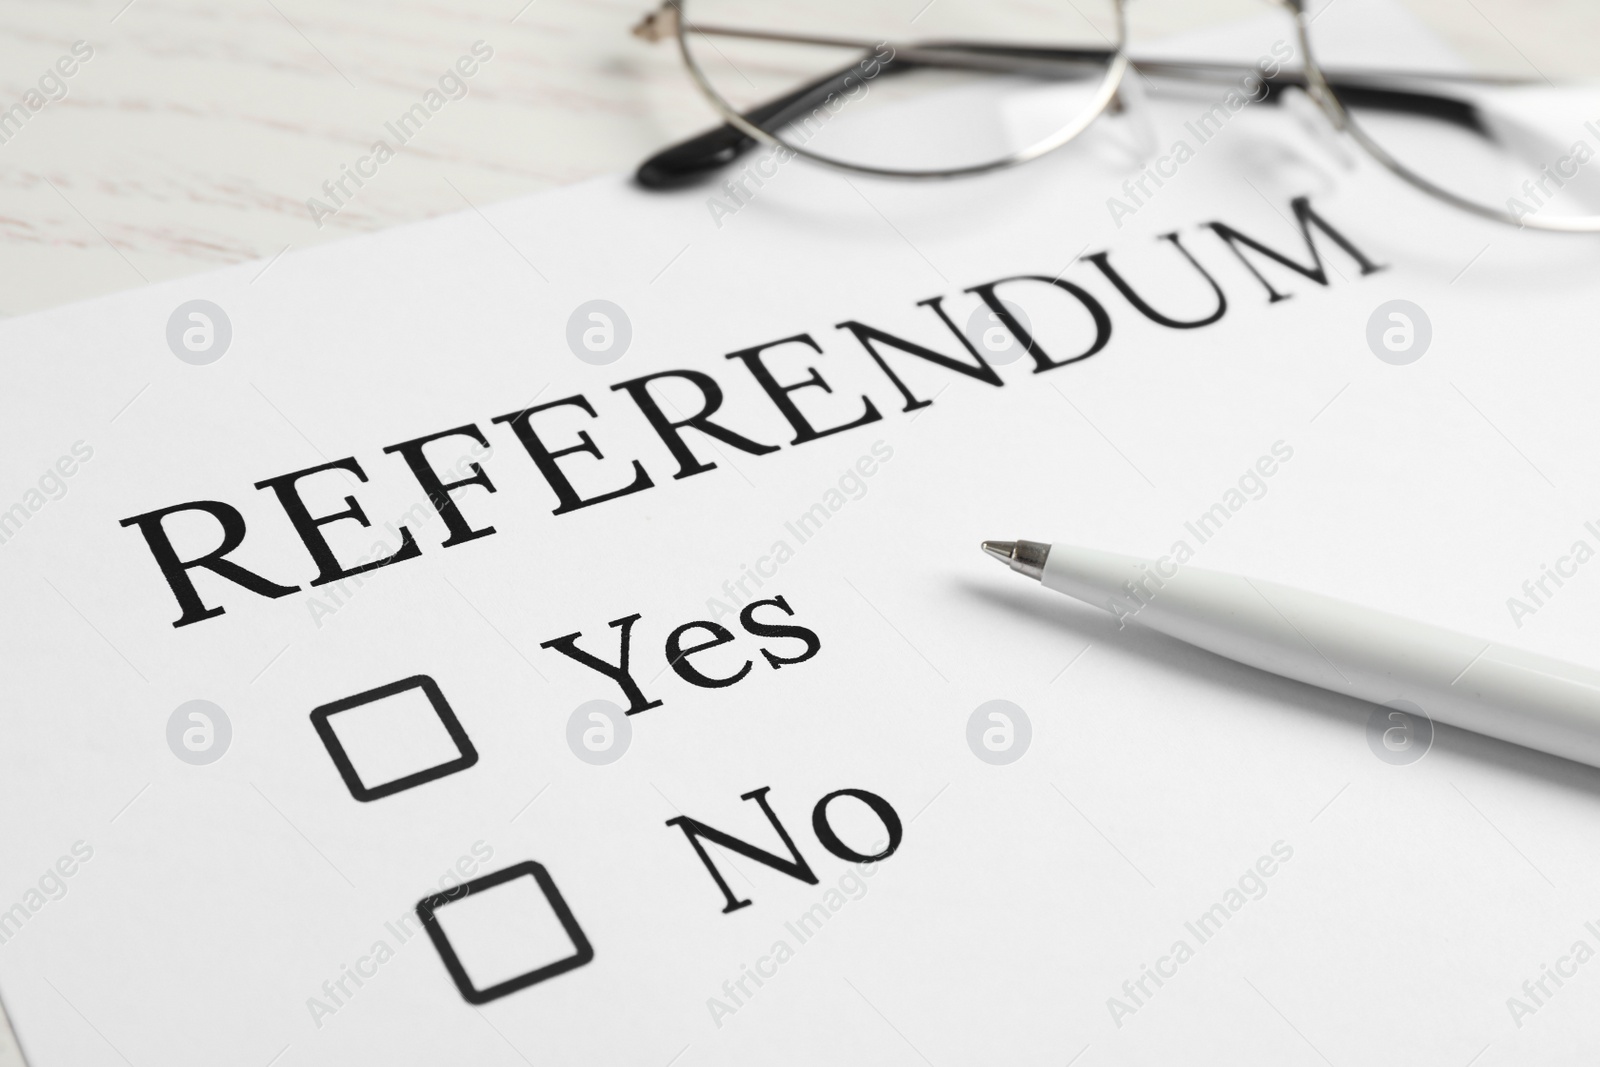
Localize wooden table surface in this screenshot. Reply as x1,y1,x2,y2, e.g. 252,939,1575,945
2,0,1591,319
0,0,718,317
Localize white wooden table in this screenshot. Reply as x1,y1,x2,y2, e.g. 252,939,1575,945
1,0,1589,319
0,0,719,317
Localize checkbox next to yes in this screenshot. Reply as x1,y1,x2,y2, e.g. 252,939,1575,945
310,675,478,802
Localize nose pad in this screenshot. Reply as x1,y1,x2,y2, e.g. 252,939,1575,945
1279,84,1356,170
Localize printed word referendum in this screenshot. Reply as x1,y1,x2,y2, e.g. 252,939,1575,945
120,197,1384,628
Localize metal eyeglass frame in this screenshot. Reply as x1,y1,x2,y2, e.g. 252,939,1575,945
631,0,1600,233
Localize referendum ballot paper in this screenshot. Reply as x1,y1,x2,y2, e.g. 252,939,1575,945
8,17,1600,1067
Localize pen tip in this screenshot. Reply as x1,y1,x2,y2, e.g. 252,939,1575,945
981,539,1049,581
981,540,1017,564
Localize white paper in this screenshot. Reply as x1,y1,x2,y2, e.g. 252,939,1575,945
5,12,1600,1066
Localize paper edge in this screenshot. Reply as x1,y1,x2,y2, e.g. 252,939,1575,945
0,992,28,1067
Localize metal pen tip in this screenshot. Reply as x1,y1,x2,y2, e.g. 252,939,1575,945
981,540,1016,563
980,538,1049,581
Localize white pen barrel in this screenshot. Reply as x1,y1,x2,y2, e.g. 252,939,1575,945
1042,545,1600,769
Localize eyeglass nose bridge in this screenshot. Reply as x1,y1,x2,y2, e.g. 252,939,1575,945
1116,0,1346,133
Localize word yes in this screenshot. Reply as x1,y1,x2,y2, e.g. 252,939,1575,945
541,594,820,709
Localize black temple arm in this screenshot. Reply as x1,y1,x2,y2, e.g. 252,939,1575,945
637,54,914,188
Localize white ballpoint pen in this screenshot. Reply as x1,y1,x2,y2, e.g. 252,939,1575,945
983,539,1600,769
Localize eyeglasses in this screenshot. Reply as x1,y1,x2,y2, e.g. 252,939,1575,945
631,0,1600,232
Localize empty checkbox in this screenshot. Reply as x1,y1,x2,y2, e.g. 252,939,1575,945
310,675,478,801
418,860,594,1004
